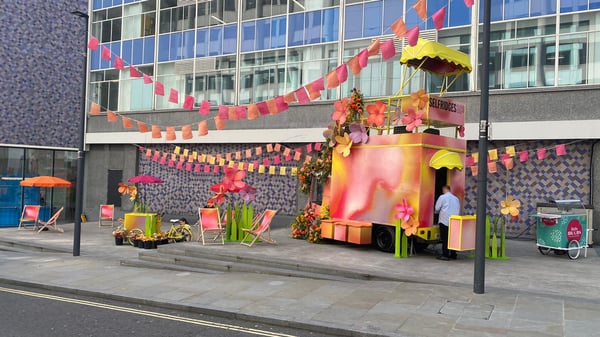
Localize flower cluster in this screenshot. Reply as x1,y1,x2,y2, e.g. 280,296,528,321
291,204,320,241
112,229,125,239
297,145,332,194
208,168,257,206
117,182,137,202
395,198,419,236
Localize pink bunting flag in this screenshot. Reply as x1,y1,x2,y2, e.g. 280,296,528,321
306,144,313,153
101,46,111,61
154,81,164,96
194,164,201,173
358,49,369,69
114,56,125,70
556,144,567,156
314,143,322,151
129,65,140,78
168,88,178,103
519,150,529,162
203,165,210,173
381,39,396,60
87,36,99,51
199,100,210,115
159,156,166,165
153,152,160,162
295,87,310,104
466,156,475,167
263,158,270,166
218,105,229,120
143,73,153,84
275,96,288,112
336,64,348,84
237,106,247,119
537,148,547,160
185,163,192,171
213,165,220,173
274,156,281,165
464,0,474,8
432,6,447,30
145,149,152,158
407,26,420,47
367,38,380,56
285,155,292,161
311,77,325,91
168,160,175,168
183,95,195,110
391,18,408,39
256,101,269,115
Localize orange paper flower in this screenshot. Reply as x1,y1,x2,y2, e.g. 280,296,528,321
366,100,387,127
334,133,352,157
331,98,349,125
410,89,429,109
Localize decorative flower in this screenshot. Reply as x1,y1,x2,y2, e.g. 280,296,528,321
366,100,387,127
331,98,349,125
501,196,521,221
401,108,424,132
334,133,353,157
118,182,137,202
457,125,465,138
221,167,247,192
323,124,337,146
395,198,414,222
410,88,429,109
207,185,227,206
401,217,420,236
239,186,257,202
390,108,403,126
348,123,368,144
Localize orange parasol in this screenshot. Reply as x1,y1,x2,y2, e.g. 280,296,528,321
20,176,73,188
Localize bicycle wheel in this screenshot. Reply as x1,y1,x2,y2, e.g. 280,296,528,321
128,228,144,246
567,240,580,260
538,246,552,255
182,227,193,242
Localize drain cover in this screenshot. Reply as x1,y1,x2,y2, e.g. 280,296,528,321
438,301,494,320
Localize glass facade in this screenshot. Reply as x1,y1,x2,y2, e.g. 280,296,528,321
89,0,600,111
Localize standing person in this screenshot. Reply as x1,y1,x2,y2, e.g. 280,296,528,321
434,185,460,260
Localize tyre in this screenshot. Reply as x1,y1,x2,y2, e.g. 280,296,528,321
128,228,144,245
373,225,395,253
567,240,580,260
538,246,552,255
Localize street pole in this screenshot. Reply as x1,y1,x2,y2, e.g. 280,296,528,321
71,10,89,257
474,0,491,294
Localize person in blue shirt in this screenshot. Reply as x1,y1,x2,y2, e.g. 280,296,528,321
434,185,461,260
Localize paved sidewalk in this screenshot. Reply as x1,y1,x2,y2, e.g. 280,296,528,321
1,223,599,337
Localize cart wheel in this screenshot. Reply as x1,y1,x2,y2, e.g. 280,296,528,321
182,227,193,242
128,229,144,245
567,240,580,260
538,247,552,255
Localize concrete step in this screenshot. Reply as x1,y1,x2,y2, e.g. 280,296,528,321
0,238,70,254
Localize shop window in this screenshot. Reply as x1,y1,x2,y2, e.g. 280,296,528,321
344,5,362,39
560,0,587,12
530,0,556,16
288,13,304,46
363,1,382,37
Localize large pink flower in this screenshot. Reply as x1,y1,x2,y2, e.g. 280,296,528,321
401,108,424,132
331,98,350,125
395,198,414,222
366,100,387,127
221,167,247,192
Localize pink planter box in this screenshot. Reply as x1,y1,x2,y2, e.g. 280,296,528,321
448,215,476,251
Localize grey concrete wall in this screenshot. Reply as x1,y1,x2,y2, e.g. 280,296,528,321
592,142,600,244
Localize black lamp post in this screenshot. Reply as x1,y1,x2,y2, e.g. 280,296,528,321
70,10,89,257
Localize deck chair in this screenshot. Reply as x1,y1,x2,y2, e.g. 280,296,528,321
18,205,41,230
99,204,114,227
198,208,225,245
38,207,65,233
240,209,278,247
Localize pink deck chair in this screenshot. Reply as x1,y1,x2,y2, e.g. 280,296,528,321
199,208,224,245
99,204,114,227
18,205,41,230
38,207,65,233
240,209,278,247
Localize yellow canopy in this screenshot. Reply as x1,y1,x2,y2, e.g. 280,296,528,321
400,39,472,76
429,150,464,170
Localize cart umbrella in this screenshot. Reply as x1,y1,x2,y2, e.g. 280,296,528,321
127,175,163,208
20,176,73,188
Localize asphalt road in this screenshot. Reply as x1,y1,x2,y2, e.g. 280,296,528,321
0,284,336,337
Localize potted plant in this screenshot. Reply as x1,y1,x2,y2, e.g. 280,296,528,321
112,229,125,246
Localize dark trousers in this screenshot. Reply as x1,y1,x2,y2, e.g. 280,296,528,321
439,224,456,258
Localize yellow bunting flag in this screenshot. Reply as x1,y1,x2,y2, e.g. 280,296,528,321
219,158,225,166
472,153,479,163
269,166,276,175
488,149,498,161
291,167,298,176
183,149,189,157
279,167,287,176
209,156,216,165
237,162,244,171
248,163,255,172
228,161,235,168
505,146,516,157
174,146,181,155
258,165,265,174
200,154,206,162
192,151,198,160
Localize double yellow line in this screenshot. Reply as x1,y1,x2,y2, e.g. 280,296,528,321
0,286,296,337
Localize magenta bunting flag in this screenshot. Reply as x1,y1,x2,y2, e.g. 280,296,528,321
159,156,166,165
464,0,474,8
203,165,210,173
263,158,270,167
176,161,184,170
154,81,164,96
194,164,201,173
519,150,529,162
255,101,269,115
143,73,152,84
336,64,348,83
213,165,220,173
237,106,247,119
183,95,195,110
101,46,111,60
114,56,125,70
358,49,369,68
199,100,210,115
87,36,99,51
168,160,175,168
432,7,446,30
312,77,325,91
537,148,547,160
556,144,567,156
466,156,475,167
185,163,191,171
295,87,310,104
407,26,420,47
168,88,178,103
381,39,396,60
306,144,313,153
274,156,281,165
129,65,140,78
218,105,229,120
315,143,322,151
275,96,288,112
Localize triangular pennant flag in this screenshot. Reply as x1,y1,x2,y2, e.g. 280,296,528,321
199,100,210,115
106,110,119,123
151,125,162,139
257,101,269,115
358,49,369,68
168,88,178,103
218,105,229,120
154,81,164,96
432,6,446,30
311,77,325,91
166,126,176,141
326,70,340,89
381,39,396,60
183,95,195,110
87,36,99,51
214,117,226,130
487,161,497,173
367,38,380,56
198,120,208,136
122,116,133,129
284,91,297,103
295,87,310,104
137,121,149,133
519,150,529,162
101,46,111,60
464,0,474,8
391,18,408,39
407,26,420,47
114,56,125,70
556,144,567,156
181,125,193,140
228,106,239,120
143,73,153,84
237,105,247,119
336,64,348,83
90,102,101,115
275,96,288,112
506,146,516,157
537,148,547,160
413,0,427,20
266,99,278,114
248,104,259,120
347,56,362,75
129,65,140,78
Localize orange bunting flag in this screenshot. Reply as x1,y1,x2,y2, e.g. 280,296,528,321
266,99,278,114
471,165,478,177
137,121,149,133
307,85,321,100
432,6,446,30
228,106,239,120
247,104,259,120
274,144,282,152
503,156,514,170
266,144,273,152
381,39,396,60
214,117,226,130
347,56,362,75
255,146,263,155
106,110,118,123
235,151,241,160
391,18,408,39
413,0,427,20
181,125,193,140
198,121,208,136
245,149,252,158
367,38,380,56
122,116,133,129
326,70,340,89
488,161,497,173
407,26,420,47
165,127,176,141
151,125,162,139
284,91,297,103
90,102,101,115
